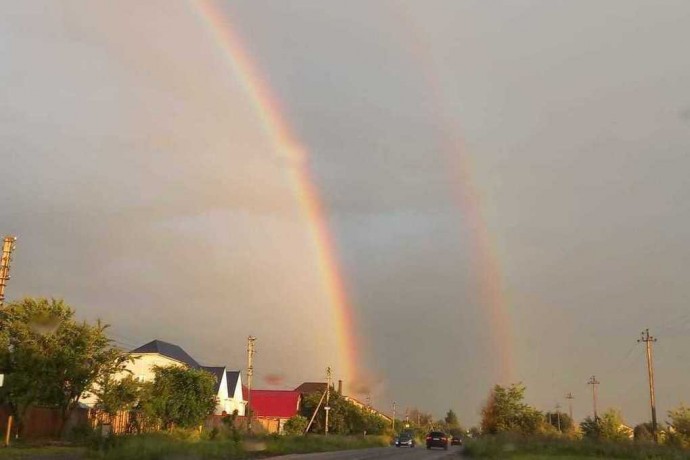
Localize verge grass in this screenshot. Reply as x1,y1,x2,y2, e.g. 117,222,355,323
89,432,389,460
464,434,690,460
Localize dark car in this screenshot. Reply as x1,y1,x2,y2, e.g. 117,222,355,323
426,431,449,450
451,435,463,446
395,433,415,447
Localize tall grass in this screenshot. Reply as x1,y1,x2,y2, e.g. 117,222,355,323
464,434,690,459
90,432,389,460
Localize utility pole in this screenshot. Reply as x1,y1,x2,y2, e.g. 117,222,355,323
638,329,658,443
325,367,332,436
246,336,256,432
587,376,600,420
565,393,575,421
0,236,17,307
392,401,396,432
555,403,562,432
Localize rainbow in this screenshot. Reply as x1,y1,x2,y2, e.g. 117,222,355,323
392,5,515,383
190,0,361,388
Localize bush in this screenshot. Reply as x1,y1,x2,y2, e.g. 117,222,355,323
463,433,690,459
284,415,308,435
90,432,388,459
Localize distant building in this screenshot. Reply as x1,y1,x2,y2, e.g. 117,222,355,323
248,390,302,434
294,382,328,395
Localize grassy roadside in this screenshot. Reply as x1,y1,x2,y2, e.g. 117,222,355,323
89,433,390,460
463,435,690,459
0,445,86,459
0,434,388,460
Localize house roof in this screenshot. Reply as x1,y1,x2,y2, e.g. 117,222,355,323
201,366,226,393
226,371,241,398
249,390,301,419
294,382,328,394
130,339,200,369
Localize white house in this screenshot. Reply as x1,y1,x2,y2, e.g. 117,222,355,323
201,367,246,416
81,339,246,415
128,339,201,382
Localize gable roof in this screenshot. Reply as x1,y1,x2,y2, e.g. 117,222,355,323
249,390,301,418
131,340,200,369
225,371,241,398
201,366,226,393
294,382,328,394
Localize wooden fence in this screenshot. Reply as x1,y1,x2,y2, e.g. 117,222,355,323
0,405,89,440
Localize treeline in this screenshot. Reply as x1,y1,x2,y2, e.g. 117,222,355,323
470,382,690,456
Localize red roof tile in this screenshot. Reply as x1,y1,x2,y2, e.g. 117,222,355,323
249,390,301,419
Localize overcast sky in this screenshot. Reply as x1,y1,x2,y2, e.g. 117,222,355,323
2,0,689,426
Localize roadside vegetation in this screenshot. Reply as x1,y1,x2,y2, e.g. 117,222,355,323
465,383,690,459
89,432,388,460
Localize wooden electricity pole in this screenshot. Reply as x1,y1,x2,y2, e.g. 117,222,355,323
0,236,17,307
565,392,575,421
246,336,256,432
638,329,658,443
392,401,396,432
325,367,332,436
555,403,562,432
587,376,600,419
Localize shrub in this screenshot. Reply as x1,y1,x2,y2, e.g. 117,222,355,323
284,415,308,435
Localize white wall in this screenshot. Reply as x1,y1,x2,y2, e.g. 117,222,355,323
80,353,184,407
224,373,246,416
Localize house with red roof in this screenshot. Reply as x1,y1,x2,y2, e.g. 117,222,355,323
247,390,301,434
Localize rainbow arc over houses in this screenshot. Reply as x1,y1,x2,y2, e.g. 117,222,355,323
192,0,360,387
191,0,515,387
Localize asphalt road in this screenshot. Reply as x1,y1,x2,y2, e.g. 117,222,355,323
270,446,463,460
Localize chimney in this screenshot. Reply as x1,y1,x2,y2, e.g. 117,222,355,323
338,379,343,395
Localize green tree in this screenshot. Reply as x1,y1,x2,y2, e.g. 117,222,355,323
667,404,690,448
544,411,574,433
299,391,389,435
480,383,544,435
445,409,459,427
93,374,141,420
580,409,630,441
284,415,308,435
139,365,217,430
0,298,130,435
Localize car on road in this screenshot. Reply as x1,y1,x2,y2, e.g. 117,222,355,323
450,435,463,446
425,431,449,450
395,433,415,447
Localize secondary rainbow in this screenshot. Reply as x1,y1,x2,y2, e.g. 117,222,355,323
191,0,361,386
392,5,515,383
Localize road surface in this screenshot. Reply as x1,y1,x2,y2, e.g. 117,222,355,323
270,446,462,460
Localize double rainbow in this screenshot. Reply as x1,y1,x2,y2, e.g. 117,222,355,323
191,0,514,388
